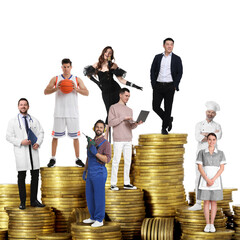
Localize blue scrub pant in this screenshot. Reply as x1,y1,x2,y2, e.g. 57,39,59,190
86,170,107,222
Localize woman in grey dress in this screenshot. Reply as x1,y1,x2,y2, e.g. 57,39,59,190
196,133,226,233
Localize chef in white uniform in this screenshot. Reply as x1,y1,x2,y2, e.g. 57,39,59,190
189,101,222,211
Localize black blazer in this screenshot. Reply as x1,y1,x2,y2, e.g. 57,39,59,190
150,53,183,91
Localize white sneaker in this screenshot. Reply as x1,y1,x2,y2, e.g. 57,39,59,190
188,203,202,211
124,184,137,190
209,224,216,232
110,185,119,191
83,218,95,224
204,224,211,232
91,221,103,227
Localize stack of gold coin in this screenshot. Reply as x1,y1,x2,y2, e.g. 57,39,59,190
219,188,238,217
0,229,7,240
6,206,55,239
105,145,134,189
141,217,174,240
181,229,234,239
134,133,188,217
67,208,90,232
36,233,71,240
40,167,86,232
232,205,240,239
105,188,145,239
176,206,227,236
0,184,30,229
71,222,122,239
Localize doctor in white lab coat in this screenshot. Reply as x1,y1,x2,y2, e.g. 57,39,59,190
189,101,222,211
6,98,45,209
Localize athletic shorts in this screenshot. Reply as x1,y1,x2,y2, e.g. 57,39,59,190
52,118,80,139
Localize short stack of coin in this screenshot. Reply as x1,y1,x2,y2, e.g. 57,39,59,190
67,208,90,232
134,133,188,217
0,229,7,240
181,229,234,239
105,188,145,239
232,205,240,239
176,206,227,236
40,167,86,232
141,217,174,240
0,184,30,229
105,145,135,189
71,222,122,239
36,233,71,240
6,206,55,239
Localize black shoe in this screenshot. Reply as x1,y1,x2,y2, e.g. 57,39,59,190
47,159,56,167
161,128,168,135
31,200,45,207
168,117,173,132
76,158,85,167
19,202,26,210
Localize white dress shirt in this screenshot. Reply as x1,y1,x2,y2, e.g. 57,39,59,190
195,120,222,154
157,52,173,83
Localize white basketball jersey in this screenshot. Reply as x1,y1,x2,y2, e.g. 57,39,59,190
54,74,79,118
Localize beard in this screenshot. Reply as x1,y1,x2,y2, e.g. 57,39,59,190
95,130,103,137
20,109,28,115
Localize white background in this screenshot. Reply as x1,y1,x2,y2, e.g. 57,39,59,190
0,0,239,204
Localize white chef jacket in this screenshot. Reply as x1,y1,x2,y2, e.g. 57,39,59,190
195,120,222,154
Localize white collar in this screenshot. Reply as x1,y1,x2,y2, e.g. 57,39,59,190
163,52,172,57
205,147,218,153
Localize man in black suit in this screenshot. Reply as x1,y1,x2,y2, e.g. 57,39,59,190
150,38,183,135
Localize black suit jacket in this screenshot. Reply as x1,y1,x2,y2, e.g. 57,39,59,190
150,53,183,91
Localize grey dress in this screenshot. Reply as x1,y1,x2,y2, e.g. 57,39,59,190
196,148,226,201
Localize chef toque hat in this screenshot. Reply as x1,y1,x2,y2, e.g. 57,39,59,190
205,101,220,112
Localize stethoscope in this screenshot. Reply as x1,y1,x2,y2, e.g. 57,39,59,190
17,113,33,129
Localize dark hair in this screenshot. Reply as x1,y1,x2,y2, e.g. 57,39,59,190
18,98,29,106
94,119,106,130
119,88,130,94
97,46,115,70
62,58,72,66
163,38,174,45
207,132,217,139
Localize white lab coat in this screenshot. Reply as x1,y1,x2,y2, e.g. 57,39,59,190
6,114,44,171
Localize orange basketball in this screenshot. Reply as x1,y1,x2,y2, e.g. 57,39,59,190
60,79,73,94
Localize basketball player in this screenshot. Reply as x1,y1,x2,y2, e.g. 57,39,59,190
44,58,89,167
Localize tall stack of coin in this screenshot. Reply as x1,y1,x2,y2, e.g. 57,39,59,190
141,217,174,240
36,233,71,240
71,222,122,239
40,167,86,232
105,145,134,189
232,205,240,239
0,184,30,229
67,208,90,232
0,229,7,240
6,206,55,239
176,206,227,237
105,188,145,239
134,133,188,217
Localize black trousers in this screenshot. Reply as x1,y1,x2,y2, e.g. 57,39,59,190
17,169,39,204
152,82,175,129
